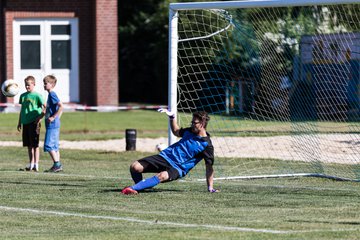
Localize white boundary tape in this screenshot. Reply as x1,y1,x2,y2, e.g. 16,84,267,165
0,103,167,111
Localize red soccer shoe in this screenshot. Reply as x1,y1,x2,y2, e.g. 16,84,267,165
121,187,138,195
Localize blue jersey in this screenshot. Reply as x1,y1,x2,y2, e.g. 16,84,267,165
45,91,61,129
159,128,214,177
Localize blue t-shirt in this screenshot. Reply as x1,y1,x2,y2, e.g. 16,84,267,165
45,91,61,129
159,128,214,177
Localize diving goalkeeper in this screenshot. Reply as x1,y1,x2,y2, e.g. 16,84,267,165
121,109,219,195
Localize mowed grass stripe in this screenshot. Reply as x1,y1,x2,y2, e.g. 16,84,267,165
1,170,358,194
2,170,359,195
0,170,128,180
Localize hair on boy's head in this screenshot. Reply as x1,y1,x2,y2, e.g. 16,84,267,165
43,75,57,86
24,76,35,84
193,111,210,128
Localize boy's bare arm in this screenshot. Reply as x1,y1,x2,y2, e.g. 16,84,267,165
47,102,63,123
35,104,46,123
17,113,21,131
57,102,64,118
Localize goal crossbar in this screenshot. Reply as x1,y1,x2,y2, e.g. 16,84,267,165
170,0,360,11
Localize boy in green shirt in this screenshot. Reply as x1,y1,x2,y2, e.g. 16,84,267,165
17,76,45,171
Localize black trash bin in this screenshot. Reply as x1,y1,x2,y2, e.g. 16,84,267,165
125,129,136,151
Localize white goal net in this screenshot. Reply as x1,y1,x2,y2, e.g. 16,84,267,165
169,0,360,181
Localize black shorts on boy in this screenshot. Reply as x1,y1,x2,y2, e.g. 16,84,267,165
22,122,40,147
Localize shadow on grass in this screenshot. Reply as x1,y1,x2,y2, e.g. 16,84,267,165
100,188,183,193
0,180,86,188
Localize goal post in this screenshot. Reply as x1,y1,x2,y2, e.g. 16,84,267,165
168,0,360,181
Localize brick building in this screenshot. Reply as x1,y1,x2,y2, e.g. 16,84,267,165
0,0,118,106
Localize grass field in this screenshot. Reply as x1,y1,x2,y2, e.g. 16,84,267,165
1,146,360,239
1,110,360,239
0,110,168,141
1,110,359,141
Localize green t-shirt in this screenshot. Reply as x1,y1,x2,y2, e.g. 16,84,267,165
19,91,45,125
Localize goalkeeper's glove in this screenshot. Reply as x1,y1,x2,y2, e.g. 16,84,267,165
157,108,175,120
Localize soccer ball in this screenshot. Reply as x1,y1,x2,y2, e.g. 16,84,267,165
1,79,19,97
156,143,167,152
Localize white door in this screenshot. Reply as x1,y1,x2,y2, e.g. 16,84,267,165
13,19,79,103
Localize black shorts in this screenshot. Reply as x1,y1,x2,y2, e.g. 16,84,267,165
22,122,40,148
138,155,180,181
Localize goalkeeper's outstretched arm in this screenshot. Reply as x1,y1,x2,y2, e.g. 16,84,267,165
170,117,181,137
158,108,181,137
206,163,219,192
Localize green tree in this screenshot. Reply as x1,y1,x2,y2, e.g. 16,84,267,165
119,0,214,104
119,1,360,106
119,0,171,104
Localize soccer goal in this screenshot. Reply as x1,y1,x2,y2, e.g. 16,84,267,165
168,0,360,181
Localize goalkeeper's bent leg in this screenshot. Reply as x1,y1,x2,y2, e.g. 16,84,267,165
131,170,143,184
131,176,160,191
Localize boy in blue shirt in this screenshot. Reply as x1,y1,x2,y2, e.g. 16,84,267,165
121,110,219,194
43,75,63,172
